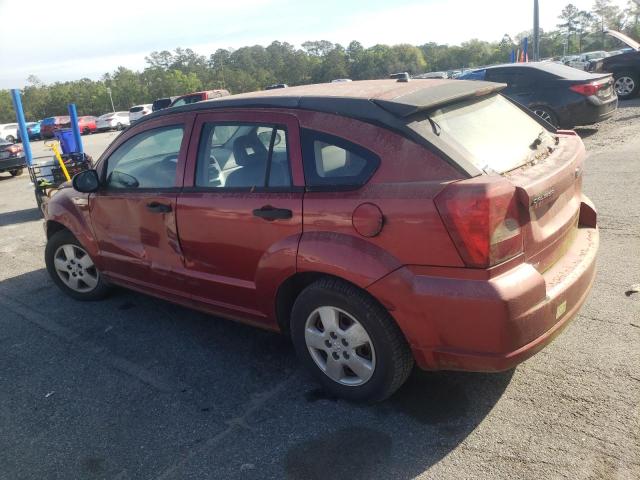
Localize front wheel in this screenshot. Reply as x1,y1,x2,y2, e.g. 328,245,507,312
9,168,24,176
614,72,639,100
6,135,15,143
45,230,111,301
291,278,413,403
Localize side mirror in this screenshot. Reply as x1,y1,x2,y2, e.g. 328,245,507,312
72,169,100,193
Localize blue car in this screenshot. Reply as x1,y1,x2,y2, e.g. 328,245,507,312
16,121,42,142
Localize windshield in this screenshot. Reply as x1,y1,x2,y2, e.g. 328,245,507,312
409,94,555,174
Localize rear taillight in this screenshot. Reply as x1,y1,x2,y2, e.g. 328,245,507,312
570,82,602,96
435,177,523,268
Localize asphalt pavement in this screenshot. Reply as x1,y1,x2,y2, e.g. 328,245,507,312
0,106,639,480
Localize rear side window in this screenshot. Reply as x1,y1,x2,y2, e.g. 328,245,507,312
301,130,379,189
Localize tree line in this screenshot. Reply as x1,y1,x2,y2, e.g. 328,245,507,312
0,0,638,123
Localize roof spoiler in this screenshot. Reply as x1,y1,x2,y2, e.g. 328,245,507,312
373,80,506,118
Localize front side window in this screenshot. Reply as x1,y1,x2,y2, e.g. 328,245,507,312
195,123,291,189
301,130,380,189
105,126,184,189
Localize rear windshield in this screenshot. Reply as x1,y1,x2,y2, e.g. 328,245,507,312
410,94,554,174
130,106,144,113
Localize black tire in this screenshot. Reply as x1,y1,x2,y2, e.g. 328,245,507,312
116,122,123,130
531,106,559,128
6,135,15,143
45,229,111,301
82,128,91,135
614,71,640,100
290,277,413,403
9,168,24,177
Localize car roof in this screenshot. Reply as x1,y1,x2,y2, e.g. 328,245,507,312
477,61,603,80
143,79,505,125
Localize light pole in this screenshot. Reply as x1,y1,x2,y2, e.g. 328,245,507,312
106,87,115,112
533,0,540,61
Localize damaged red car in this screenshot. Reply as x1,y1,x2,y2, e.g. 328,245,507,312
43,79,599,402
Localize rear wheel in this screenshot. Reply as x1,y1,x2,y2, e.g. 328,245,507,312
291,277,413,403
45,230,111,301
531,106,559,128
614,72,639,100
6,135,15,143
116,122,123,130
9,168,23,176
82,127,91,135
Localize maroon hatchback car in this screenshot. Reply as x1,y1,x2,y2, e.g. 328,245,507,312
44,79,598,402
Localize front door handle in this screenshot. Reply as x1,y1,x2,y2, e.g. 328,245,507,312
146,201,172,213
253,205,293,220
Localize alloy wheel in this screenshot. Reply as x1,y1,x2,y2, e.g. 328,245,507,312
304,306,376,386
615,76,635,96
53,244,99,293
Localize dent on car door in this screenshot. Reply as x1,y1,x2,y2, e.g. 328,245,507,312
89,115,194,296
176,111,304,325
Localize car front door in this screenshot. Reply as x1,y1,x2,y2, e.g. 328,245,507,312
89,113,194,297
177,111,304,325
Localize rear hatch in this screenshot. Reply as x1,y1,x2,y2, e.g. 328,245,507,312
410,93,586,272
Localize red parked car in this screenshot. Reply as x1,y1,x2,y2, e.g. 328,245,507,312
77,116,97,135
43,80,599,402
169,89,230,107
41,115,97,138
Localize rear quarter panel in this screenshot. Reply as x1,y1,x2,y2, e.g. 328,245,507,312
295,110,466,288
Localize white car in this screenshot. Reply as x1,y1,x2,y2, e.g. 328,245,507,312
96,111,130,131
568,51,609,70
0,123,19,143
129,104,153,123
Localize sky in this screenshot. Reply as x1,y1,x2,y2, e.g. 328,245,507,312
0,0,630,88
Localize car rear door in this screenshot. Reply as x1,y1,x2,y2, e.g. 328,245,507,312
177,110,304,325
89,113,195,297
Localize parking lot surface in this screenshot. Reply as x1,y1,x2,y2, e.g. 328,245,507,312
1,104,639,479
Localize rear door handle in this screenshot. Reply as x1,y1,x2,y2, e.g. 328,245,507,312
253,205,293,220
146,201,172,213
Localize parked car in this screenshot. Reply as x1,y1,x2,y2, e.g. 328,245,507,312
0,139,26,176
567,51,609,70
16,121,43,142
457,62,617,128
77,116,97,135
413,71,449,79
96,112,130,131
330,79,353,83
152,97,177,112
40,117,70,139
589,30,640,100
169,90,230,107
0,123,19,143
265,84,288,90
129,104,153,123
44,79,599,402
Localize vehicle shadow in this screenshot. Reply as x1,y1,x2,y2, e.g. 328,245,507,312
0,269,514,479
575,127,599,138
0,207,42,226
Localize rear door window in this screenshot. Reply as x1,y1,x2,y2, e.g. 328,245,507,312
195,123,291,189
409,94,555,174
300,130,380,189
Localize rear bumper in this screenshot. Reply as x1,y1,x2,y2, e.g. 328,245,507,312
367,202,599,372
0,155,27,172
566,95,618,126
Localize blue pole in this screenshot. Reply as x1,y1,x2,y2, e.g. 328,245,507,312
10,89,33,167
67,103,84,154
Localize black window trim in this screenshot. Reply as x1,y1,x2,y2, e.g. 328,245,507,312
100,123,186,192
192,121,295,192
300,128,381,192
